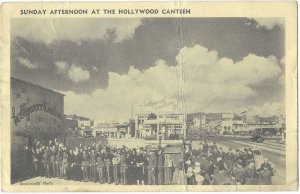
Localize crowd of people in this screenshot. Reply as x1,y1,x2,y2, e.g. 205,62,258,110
23,138,184,185
184,141,276,185
22,138,275,185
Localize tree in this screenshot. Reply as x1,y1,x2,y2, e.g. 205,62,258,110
147,113,157,120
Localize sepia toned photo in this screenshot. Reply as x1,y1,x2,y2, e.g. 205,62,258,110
0,1,297,192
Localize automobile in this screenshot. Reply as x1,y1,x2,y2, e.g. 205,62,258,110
250,133,264,143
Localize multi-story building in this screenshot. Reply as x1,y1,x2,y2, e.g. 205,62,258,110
220,113,234,134
134,99,186,140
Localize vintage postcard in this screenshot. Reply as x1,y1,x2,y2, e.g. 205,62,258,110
0,1,298,192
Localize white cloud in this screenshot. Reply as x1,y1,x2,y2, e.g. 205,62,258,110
55,61,69,73
18,57,37,69
249,18,284,29
68,64,90,83
12,19,142,43
63,44,282,119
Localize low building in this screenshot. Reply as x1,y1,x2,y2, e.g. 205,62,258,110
65,115,93,136
93,120,132,138
11,77,64,183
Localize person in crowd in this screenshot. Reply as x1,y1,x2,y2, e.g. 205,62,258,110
128,149,137,185
147,149,156,185
32,148,39,176
120,150,128,185
96,150,105,183
258,160,273,185
245,162,257,185
73,148,82,181
61,148,68,179
89,149,97,182
50,146,57,177
104,147,112,184
42,147,51,178
112,149,121,185
24,138,276,186
202,141,209,155
157,148,165,185
56,147,63,178
136,148,145,185
81,150,89,182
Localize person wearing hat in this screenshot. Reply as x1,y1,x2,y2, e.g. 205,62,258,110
147,149,157,185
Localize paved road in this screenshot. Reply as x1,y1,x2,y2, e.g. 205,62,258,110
191,137,286,185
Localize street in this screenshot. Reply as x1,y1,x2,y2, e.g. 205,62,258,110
191,136,286,185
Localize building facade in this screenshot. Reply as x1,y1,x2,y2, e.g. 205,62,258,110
134,99,186,140
11,77,64,183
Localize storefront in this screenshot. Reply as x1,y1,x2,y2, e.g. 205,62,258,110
10,77,64,183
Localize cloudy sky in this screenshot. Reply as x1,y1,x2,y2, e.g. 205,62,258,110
11,18,285,119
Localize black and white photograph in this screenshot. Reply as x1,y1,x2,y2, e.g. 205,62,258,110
8,16,288,187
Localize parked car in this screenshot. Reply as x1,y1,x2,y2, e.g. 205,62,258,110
250,133,264,143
